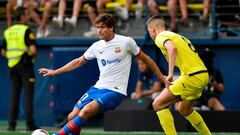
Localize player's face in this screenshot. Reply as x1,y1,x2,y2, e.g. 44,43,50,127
96,23,114,41
137,60,147,72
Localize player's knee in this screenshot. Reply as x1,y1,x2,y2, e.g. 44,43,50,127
152,99,162,111
176,105,191,116
78,107,94,120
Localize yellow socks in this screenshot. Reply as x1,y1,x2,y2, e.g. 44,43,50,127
185,110,212,135
156,108,176,135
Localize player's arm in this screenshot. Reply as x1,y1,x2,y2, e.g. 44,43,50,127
164,40,177,82
134,81,143,99
137,51,165,83
142,81,161,96
39,56,87,76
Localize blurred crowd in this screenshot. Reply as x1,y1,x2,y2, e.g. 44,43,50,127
4,0,211,38
4,0,240,38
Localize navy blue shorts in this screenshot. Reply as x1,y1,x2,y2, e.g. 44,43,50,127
75,87,125,112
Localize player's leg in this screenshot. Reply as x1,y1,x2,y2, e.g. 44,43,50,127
176,100,212,135
67,107,82,135
152,88,180,135
56,101,100,135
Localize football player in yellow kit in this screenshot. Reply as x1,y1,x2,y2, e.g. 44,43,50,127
146,15,212,135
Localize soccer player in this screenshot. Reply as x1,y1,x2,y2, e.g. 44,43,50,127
39,13,165,135
146,15,212,135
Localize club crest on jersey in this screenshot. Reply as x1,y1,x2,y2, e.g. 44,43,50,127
115,47,121,53
98,49,104,54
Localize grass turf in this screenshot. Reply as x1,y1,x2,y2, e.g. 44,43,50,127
1,131,240,135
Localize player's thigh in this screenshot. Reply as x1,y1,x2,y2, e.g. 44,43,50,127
79,100,100,120
153,88,180,111
68,107,81,121
176,100,193,116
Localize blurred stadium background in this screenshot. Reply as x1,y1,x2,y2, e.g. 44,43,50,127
0,0,240,134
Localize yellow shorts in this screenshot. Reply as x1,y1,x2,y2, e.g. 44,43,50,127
170,73,209,101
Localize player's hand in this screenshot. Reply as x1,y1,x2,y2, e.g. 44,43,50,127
38,68,56,76
164,75,173,89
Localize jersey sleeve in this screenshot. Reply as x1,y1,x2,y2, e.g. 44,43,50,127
127,37,140,55
24,28,36,47
83,44,96,60
155,34,170,49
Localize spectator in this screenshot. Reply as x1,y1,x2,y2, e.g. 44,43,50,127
52,0,104,38
83,0,113,38
131,58,161,100
179,0,211,25
114,0,144,20
1,7,38,131
6,0,40,27
196,48,225,110
52,0,96,29
52,0,84,28
36,0,58,38
148,0,177,32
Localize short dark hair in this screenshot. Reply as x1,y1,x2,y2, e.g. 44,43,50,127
95,13,115,32
14,7,26,22
146,15,165,25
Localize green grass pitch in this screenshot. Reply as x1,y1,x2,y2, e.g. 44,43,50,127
1,131,240,135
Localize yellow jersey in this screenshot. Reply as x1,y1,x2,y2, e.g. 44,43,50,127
155,31,207,76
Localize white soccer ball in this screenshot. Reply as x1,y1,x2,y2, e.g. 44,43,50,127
31,129,49,135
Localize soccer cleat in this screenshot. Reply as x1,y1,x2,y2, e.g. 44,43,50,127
65,17,77,28
135,3,143,19
52,17,63,28
83,27,98,38
114,5,128,21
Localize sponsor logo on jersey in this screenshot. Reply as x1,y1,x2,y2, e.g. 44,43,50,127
101,58,121,66
101,59,107,66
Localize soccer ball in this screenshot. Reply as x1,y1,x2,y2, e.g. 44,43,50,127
31,129,49,135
